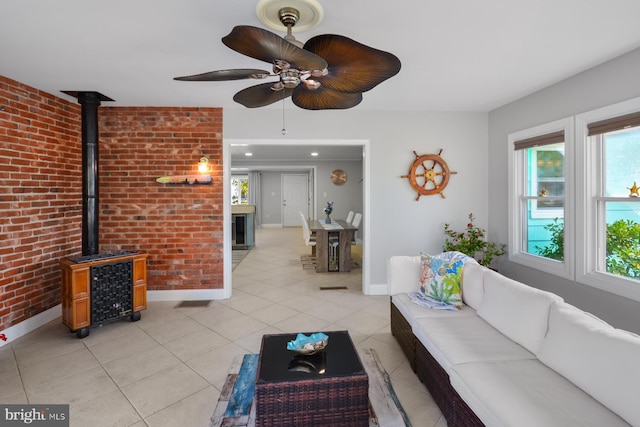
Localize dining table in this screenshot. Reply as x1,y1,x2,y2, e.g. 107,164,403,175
308,219,358,273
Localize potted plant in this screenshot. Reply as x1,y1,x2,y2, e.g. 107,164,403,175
443,213,506,267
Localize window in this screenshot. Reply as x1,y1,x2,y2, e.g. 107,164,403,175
509,98,640,302
576,101,640,300
531,146,565,217
508,118,574,279
231,175,249,205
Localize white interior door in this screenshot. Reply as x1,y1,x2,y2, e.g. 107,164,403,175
282,174,309,226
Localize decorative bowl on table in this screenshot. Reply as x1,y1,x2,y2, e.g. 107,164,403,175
287,332,329,355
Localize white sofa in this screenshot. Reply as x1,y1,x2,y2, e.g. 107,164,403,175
388,255,640,427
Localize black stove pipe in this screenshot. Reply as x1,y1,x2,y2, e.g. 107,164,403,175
61,91,114,256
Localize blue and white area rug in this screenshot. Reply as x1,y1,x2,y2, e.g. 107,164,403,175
210,348,412,427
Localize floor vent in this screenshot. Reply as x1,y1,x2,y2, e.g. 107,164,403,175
174,300,212,308
319,286,348,290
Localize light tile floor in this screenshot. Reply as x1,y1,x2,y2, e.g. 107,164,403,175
1,227,445,427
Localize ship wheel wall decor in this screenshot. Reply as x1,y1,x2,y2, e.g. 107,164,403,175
401,149,457,200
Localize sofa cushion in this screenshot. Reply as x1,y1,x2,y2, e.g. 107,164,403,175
418,252,476,309
460,262,486,310
477,269,562,354
391,294,477,329
413,315,535,374
450,359,629,427
537,301,640,426
387,256,421,295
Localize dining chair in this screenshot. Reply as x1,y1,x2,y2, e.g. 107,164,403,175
351,213,362,244
329,237,339,270
299,212,316,263
345,211,355,224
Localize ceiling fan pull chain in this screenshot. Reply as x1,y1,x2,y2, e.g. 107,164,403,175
281,93,287,135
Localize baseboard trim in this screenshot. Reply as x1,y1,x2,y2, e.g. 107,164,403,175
0,304,62,348
147,289,228,302
367,283,389,295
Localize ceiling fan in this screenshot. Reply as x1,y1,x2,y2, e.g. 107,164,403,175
173,3,401,110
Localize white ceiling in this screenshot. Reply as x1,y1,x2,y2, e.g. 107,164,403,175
3,0,640,115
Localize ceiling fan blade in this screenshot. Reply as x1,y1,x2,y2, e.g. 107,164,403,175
233,83,295,108
174,69,271,81
292,85,362,110
223,26,327,71
303,34,401,93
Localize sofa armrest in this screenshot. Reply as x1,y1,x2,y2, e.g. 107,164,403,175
387,256,421,295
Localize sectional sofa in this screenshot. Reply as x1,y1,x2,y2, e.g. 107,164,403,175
388,255,640,426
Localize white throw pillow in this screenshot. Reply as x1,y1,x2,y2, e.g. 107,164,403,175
477,270,562,353
537,301,640,427
387,256,421,295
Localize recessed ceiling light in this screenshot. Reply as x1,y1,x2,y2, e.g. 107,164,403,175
311,152,319,156
245,152,253,156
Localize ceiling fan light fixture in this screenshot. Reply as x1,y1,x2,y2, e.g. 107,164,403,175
281,69,301,88
302,79,321,90
310,69,328,77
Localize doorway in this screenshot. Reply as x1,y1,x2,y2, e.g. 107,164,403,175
223,139,371,297
282,174,309,226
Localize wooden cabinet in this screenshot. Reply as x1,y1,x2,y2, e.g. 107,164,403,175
60,252,148,338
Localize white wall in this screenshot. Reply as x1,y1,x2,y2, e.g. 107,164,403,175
225,109,488,289
488,47,640,333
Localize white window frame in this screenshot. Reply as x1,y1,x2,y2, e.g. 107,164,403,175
575,97,640,302
508,117,575,280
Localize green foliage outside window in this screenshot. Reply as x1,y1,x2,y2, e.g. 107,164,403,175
606,219,640,278
535,218,640,278
534,218,564,261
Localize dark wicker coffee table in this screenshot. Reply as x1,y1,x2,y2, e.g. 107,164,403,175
255,331,369,427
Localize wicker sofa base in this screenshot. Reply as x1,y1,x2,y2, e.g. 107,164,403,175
390,298,484,427
390,302,416,371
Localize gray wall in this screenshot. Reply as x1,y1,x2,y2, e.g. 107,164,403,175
488,47,640,333
231,160,364,226
315,160,364,222
225,109,489,289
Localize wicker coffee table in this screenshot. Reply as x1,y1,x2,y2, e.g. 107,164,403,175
255,331,369,427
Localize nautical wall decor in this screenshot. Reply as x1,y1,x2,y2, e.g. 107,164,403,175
401,149,457,200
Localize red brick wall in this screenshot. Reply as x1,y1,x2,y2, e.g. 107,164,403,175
1,76,224,334
98,107,224,290
0,76,82,332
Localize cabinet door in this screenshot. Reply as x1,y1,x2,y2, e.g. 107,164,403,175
132,256,147,311
61,266,91,330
